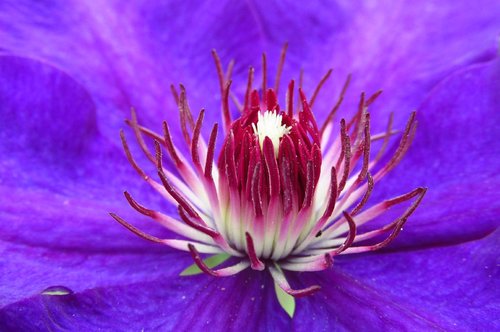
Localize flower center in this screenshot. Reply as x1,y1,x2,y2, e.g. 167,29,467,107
252,110,291,155
111,45,426,303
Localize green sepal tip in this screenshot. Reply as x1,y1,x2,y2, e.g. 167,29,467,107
274,281,295,318
180,253,231,276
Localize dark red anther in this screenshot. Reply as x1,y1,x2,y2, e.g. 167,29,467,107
320,167,338,220
274,42,288,95
245,232,265,271
320,74,351,135
251,162,264,217
331,211,357,255
266,89,278,111
263,137,280,198
250,90,261,113
301,161,315,209
191,109,205,170
188,243,219,277
350,172,374,216
286,80,295,118
177,205,220,238
157,168,199,219
244,67,255,111
110,213,164,244
222,81,233,133
204,123,219,180
337,119,351,193
162,122,183,167
309,68,333,108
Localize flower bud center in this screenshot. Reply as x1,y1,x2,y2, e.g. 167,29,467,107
251,110,291,155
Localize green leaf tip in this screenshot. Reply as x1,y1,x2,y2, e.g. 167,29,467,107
274,281,295,318
180,253,231,276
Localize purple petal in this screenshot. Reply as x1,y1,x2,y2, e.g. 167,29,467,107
325,230,499,331
368,58,500,249
0,183,194,307
0,271,291,331
0,56,186,306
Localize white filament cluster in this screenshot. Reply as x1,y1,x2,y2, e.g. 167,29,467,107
252,111,291,155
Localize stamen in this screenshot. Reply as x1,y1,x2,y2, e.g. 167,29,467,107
320,74,351,135
245,232,265,271
274,43,288,95
191,109,205,170
262,52,267,94
188,244,249,276
109,213,164,243
330,211,357,255
204,123,219,179
310,69,333,107
269,264,321,298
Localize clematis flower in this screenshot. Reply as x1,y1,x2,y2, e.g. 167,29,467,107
0,1,499,331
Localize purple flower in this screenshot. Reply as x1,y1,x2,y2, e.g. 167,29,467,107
0,1,499,330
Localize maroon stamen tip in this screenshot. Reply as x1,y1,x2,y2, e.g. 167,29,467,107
128,107,155,164
350,172,374,216
321,166,338,219
301,161,315,209
366,90,383,107
320,73,351,134
287,285,321,298
170,84,179,105
286,80,295,117
157,169,199,218
225,59,235,83
211,49,225,95
384,186,424,209
191,109,205,169
204,123,219,179
373,112,394,163
154,140,163,170
357,113,371,181
162,121,183,166
332,211,357,255
347,92,365,135
245,232,265,271
324,253,334,269
244,66,255,110
379,112,417,176
124,191,155,218
263,138,280,197
125,121,166,146
178,205,220,238
310,68,333,107
261,52,267,94
109,213,163,243
222,80,233,132
180,85,195,129
251,162,263,217
119,130,149,180
188,243,219,277
273,42,288,95
337,120,352,193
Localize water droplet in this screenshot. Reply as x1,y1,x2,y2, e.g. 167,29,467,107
41,285,73,296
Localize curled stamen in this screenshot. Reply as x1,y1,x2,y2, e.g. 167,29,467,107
188,244,249,277
350,172,374,216
245,232,265,271
269,264,321,298
331,211,357,255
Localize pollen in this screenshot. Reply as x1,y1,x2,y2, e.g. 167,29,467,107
252,111,291,155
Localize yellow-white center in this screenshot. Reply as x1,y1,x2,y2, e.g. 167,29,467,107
252,111,291,155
